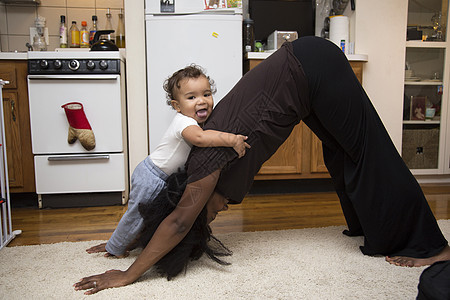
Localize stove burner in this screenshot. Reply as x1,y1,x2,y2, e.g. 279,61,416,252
28,59,120,75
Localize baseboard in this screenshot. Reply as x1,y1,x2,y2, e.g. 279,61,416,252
416,175,450,184
39,192,124,208
249,178,335,195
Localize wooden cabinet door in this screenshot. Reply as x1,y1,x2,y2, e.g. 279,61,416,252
0,60,35,192
257,124,302,175
310,134,328,173
0,64,17,89
349,61,363,81
2,91,24,188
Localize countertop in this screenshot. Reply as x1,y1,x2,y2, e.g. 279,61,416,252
0,49,127,60
246,51,368,62
0,52,28,60
2,49,365,62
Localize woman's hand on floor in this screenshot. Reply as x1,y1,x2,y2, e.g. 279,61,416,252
73,269,132,295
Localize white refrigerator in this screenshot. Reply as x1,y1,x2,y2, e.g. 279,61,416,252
145,0,243,151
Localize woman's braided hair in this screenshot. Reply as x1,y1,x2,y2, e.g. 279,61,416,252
138,171,232,280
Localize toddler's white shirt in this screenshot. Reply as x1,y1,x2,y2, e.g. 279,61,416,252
150,113,199,175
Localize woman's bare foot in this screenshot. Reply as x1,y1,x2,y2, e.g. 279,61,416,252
385,245,450,267
86,242,128,258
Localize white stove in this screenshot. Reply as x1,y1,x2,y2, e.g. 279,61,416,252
27,50,129,208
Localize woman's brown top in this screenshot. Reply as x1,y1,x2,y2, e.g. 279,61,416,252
186,42,310,204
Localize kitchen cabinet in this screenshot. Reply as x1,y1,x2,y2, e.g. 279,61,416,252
0,61,35,192
401,0,450,175
245,54,365,180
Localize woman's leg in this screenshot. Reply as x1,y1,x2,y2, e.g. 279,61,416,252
302,112,363,237
293,37,447,260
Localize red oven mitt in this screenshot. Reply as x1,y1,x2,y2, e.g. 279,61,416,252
61,102,96,150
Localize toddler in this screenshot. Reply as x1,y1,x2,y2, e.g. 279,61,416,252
87,64,249,257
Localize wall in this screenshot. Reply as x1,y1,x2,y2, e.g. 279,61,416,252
315,0,407,152
123,0,148,173
353,0,408,151
0,0,123,51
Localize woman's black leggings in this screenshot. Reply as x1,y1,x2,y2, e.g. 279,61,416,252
292,36,447,257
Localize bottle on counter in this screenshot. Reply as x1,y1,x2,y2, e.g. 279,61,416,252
69,21,80,48
59,15,68,48
243,18,255,53
89,15,98,46
116,8,125,48
105,8,115,44
80,21,89,48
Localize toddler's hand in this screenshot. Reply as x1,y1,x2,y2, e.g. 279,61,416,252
233,135,251,158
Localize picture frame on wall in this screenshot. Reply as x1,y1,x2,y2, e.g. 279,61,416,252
410,96,427,121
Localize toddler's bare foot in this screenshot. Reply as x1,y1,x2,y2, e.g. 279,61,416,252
386,245,450,267
104,251,129,258
86,243,107,254
86,242,128,258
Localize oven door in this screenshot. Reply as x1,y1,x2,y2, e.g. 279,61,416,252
34,153,125,194
27,74,123,154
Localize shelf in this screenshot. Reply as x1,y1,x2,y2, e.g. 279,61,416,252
410,168,441,175
403,120,440,125
403,0,448,173
406,41,448,48
404,80,443,85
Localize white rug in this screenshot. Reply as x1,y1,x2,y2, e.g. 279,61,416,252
1,220,449,300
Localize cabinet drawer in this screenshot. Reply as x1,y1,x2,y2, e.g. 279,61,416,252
34,153,125,194
0,65,17,89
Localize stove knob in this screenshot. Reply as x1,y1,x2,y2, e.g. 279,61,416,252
86,60,95,70
69,59,80,71
99,60,108,70
53,60,62,69
39,60,49,69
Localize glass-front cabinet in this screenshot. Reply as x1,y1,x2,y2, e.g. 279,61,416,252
402,0,450,174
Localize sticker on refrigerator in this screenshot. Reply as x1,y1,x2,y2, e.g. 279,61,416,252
204,0,226,10
161,0,175,13
226,0,242,8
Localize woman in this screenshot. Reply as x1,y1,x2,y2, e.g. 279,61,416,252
74,37,449,294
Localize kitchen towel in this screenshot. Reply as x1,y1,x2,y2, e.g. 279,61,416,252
329,15,349,53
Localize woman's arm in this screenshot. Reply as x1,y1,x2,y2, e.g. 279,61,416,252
182,126,250,157
74,170,221,295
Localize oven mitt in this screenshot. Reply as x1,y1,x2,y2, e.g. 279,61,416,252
61,102,96,151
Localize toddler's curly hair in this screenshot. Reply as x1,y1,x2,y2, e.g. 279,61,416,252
163,64,217,106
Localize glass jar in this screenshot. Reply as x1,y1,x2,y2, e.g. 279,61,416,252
33,35,47,51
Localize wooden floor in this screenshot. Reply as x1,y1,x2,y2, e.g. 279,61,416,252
6,184,450,247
